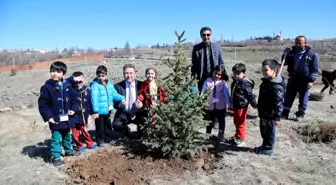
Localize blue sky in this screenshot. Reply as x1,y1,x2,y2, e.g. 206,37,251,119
0,0,335,50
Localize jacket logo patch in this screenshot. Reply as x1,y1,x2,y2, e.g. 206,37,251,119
83,99,87,102
66,88,69,91
85,91,87,96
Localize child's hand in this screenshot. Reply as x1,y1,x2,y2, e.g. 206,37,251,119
91,114,99,119
275,120,280,126
228,108,233,112
136,99,143,108
48,118,56,124
121,99,126,106
68,110,75,116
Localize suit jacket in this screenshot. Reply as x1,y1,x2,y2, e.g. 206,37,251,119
113,80,143,115
191,41,224,80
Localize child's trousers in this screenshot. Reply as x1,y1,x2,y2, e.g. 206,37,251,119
50,129,73,159
260,119,276,150
95,114,113,144
206,109,226,135
72,124,95,150
233,108,248,141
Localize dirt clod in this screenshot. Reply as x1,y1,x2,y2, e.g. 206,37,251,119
202,163,210,170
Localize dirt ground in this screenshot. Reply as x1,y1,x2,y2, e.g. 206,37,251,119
0,59,336,185
63,147,216,185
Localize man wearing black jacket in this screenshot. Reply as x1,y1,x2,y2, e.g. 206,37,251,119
112,64,143,137
281,36,319,121
255,59,285,156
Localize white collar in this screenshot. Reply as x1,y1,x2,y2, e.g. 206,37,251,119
126,80,135,87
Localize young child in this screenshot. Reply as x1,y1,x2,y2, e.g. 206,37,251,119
136,67,168,125
230,63,257,147
66,71,98,153
255,59,285,156
90,65,126,146
201,64,232,142
38,61,80,167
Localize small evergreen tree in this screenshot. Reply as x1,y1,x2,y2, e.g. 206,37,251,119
140,31,210,159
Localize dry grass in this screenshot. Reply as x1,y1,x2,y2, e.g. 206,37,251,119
0,54,335,185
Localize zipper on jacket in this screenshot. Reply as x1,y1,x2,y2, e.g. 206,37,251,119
103,84,110,107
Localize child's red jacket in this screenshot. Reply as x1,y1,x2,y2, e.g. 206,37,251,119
137,81,169,107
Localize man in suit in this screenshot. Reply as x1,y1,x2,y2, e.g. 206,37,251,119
191,27,225,92
112,64,143,137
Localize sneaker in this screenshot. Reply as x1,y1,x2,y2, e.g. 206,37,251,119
235,140,246,147
254,146,273,156
65,151,81,157
52,157,63,167
78,146,87,153
88,143,98,150
295,111,305,122
227,136,237,144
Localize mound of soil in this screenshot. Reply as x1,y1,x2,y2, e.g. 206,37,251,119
63,147,216,185
296,121,336,143
308,92,325,101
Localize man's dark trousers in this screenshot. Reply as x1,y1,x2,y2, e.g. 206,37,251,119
282,78,309,117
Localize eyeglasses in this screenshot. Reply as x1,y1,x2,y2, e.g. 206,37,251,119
75,81,83,84
202,34,211,37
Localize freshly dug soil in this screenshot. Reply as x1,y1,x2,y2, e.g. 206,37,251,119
296,121,336,143
63,147,216,185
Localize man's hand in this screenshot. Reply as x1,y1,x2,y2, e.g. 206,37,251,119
308,82,314,89
91,114,99,119
48,118,56,124
275,120,280,126
68,110,75,116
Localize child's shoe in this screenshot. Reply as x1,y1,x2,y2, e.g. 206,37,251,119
227,136,236,144
254,146,273,156
52,157,63,167
88,143,98,150
65,151,81,157
235,139,246,147
78,146,87,153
